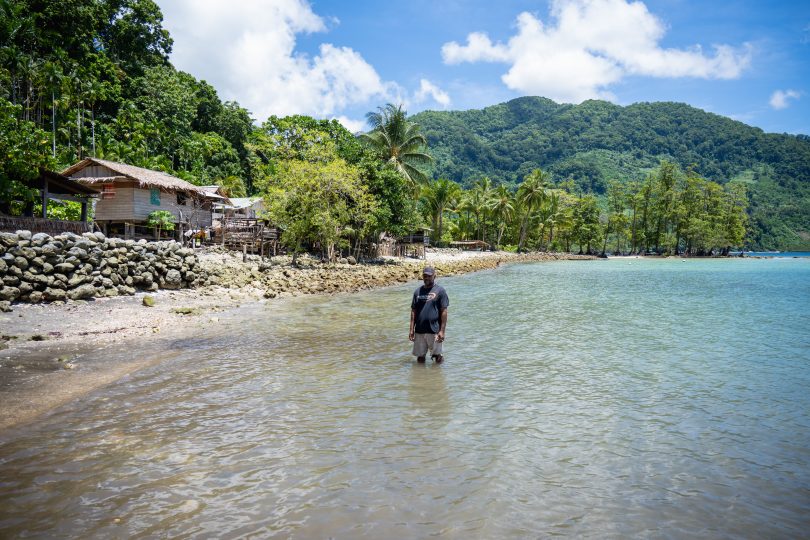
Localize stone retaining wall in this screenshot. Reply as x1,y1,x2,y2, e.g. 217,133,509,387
0,230,200,306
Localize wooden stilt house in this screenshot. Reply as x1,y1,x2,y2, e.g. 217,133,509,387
62,158,214,240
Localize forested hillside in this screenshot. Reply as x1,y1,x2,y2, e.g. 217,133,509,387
0,0,424,259
413,98,810,250
0,0,256,195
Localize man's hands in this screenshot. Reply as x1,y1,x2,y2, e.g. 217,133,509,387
436,330,445,343
409,328,415,341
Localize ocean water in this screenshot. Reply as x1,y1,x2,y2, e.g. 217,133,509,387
1,257,809,538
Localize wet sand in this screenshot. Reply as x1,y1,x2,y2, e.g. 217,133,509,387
0,287,253,431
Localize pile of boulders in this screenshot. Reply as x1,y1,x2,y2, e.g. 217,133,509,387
0,230,201,306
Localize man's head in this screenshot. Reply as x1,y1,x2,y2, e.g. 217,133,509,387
422,266,436,286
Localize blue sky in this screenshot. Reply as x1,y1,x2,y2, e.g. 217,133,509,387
159,0,810,135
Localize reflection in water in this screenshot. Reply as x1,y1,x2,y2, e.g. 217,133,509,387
1,259,810,538
406,363,450,429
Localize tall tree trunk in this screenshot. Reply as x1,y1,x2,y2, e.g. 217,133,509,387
601,219,610,256
91,108,96,157
518,213,529,252
51,91,56,157
76,104,82,159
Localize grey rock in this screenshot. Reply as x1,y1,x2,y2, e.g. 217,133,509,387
0,286,20,301
163,269,183,289
55,262,76,273
68,284,97,300
18,282,33,295
31,232,51,246
347,256,357,265
41,262,54,274
117,285,136,296
67,247,88,260
0,300,11,312
43,287,67,301
0,258,6,273
3,275,20,287
0,233,19,247
13,247,35,260
15,230,32,241
28,290,43,303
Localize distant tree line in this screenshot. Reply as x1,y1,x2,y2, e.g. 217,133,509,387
419,161,748,256
413,97,810,250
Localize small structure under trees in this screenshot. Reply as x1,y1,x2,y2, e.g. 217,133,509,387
450,240,490,251
0,169,98,235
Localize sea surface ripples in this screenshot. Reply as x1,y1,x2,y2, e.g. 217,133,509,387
1,257,809,538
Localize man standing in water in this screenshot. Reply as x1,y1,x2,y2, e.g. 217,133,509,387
409,266,449,364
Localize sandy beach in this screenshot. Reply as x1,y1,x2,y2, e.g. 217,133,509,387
0,248,593,431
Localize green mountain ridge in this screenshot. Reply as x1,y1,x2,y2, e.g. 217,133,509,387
412,97,810,250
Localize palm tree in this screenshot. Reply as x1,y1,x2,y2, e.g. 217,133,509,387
421,178,461,246
516,169,550,251
360,103,432,189
471,177,493,242
41,60,63,157
487,184,515,249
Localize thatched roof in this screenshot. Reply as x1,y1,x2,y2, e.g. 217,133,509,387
62,158,206,195
24,169,99,196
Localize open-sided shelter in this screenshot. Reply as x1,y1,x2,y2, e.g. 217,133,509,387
0,169,99,234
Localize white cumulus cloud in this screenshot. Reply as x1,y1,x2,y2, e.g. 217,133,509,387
441,0,752,103
160,0,392,122
769,89,801,110
414,79,452,108
332,115,367,134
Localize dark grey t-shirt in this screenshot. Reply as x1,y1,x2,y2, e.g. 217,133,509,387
411,284,449,334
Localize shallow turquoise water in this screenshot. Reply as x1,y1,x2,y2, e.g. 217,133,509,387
1,258,809,538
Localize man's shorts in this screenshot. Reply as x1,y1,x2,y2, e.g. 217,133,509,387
412,333,443,357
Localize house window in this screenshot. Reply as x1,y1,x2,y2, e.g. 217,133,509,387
150,188,160,205
101,184,116,199
177,192,188,205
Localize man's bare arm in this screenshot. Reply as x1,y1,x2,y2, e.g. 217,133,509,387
437,308,448,342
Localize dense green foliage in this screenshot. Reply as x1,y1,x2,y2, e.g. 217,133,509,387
359,103,432,189
413,97,810,250
421,161,748,256
0,0,422,258
1,1,804,253
0,0,252,194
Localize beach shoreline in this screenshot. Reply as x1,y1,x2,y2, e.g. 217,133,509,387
0,249,593,432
